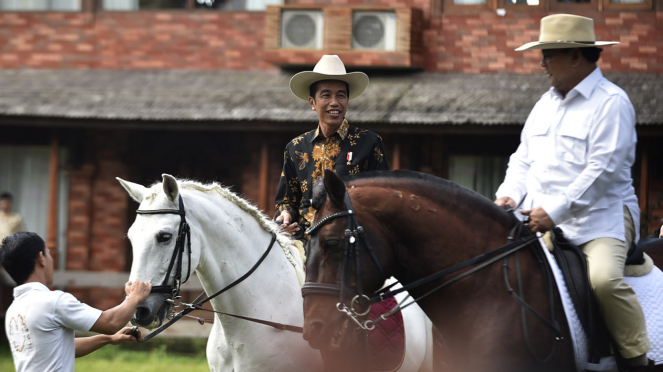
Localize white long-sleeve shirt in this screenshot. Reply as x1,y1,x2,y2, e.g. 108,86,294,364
496,67,639,246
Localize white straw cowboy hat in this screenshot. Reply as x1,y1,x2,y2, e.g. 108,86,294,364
289,55,369,101
516,14,618,51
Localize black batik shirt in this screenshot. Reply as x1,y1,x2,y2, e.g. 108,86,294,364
275,120,389,241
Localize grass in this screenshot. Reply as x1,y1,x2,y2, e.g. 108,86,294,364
1,338,210,372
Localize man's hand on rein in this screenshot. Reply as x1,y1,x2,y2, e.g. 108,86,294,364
495,196,516,209
276,210,300,236
520,207,555,233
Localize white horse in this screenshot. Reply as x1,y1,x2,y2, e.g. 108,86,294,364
118,174,433,372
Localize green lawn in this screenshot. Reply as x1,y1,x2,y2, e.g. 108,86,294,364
1,339,210,372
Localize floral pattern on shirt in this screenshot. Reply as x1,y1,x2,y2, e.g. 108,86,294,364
275,119,389,241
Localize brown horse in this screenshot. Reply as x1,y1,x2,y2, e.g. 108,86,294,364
302,169,577,372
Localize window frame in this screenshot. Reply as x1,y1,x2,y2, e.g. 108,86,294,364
95,0,277,11
497,0,546,12
96,0,191,11
0,0,87,12
549,0,598,12
446,0,653,12
602,0,652,11
443,0,497,14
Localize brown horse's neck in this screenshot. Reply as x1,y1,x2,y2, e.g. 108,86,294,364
344,175,572,371
350,180,515,284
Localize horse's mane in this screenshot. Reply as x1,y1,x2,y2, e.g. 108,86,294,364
343,170,513,227
147,179,306,284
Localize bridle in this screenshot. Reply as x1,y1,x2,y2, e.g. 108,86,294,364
136,195,192,305
301,191,387,329
300,188,563,360
134,194,302,342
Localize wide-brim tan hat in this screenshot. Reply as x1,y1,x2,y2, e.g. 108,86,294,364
516,14,618,51
289,55,369,101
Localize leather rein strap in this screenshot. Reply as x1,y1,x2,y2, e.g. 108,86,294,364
301,190,562,344
183,303,304,333
135,196,301,342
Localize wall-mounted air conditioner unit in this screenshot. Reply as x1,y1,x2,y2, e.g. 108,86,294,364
281,10,324,50
351,11,396,51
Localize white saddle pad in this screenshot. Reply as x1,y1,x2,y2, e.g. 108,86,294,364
540,238,663,372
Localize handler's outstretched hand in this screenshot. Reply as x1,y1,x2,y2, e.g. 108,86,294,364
125,281,152,303
110,326,143,344
520,207,555,233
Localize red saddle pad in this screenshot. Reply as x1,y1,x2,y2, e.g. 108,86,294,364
367,295,406,372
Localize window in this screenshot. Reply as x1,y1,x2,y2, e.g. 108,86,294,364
0,145,69,269
551,0,597,11
244,0,279,11
102,0,185,10
195,0,239,9
102,0,279,11
603,0,652,10
447,0,650,13
448,155,509,200
0,0,81,11
443,0,496,13
498,0,545,12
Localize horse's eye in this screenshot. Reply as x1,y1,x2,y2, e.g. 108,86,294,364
322,239,341,252
156,232,173,243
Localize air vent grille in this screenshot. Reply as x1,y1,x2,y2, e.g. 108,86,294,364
352,11,396,51
281,10,324,49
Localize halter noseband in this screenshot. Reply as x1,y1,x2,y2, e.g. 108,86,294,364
136,194,192,301
301,191,386,320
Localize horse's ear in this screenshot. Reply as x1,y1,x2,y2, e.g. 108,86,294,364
116,177,148,203
323,169,346,207
162,174,179,202
311,178,327,210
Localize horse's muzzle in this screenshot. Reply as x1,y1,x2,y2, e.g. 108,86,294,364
131,293,171,328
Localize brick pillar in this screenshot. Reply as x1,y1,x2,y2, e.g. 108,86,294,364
65,163,95,304
87,131,129,309
66,164,95,271
65,130,130,309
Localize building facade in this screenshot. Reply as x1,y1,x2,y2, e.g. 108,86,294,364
0,0,661,315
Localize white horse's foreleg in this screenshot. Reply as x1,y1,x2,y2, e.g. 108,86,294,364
207,320,229,372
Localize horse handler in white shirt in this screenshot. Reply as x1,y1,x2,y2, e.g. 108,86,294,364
494,14,653,371
1,231,152,372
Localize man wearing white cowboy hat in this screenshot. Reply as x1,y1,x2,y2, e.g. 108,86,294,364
495,14,652,370
275,55,389,242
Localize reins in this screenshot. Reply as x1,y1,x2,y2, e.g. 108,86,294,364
135,196,303,342
302,189,563,360
302,192,387,324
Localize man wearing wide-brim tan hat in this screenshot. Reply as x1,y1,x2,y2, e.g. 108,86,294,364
274,55,389,243
495,14,654,371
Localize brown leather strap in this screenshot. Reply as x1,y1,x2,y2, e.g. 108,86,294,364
191,305,303,333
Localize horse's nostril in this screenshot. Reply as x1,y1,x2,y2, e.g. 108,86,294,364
304,320,325,343
135,306,150,321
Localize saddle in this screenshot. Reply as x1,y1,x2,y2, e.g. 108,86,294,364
366,295,406,372
548,229,662,360
549,228,611,358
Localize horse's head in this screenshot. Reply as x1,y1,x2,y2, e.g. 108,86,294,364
303,169,393,352
117,174,203,329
